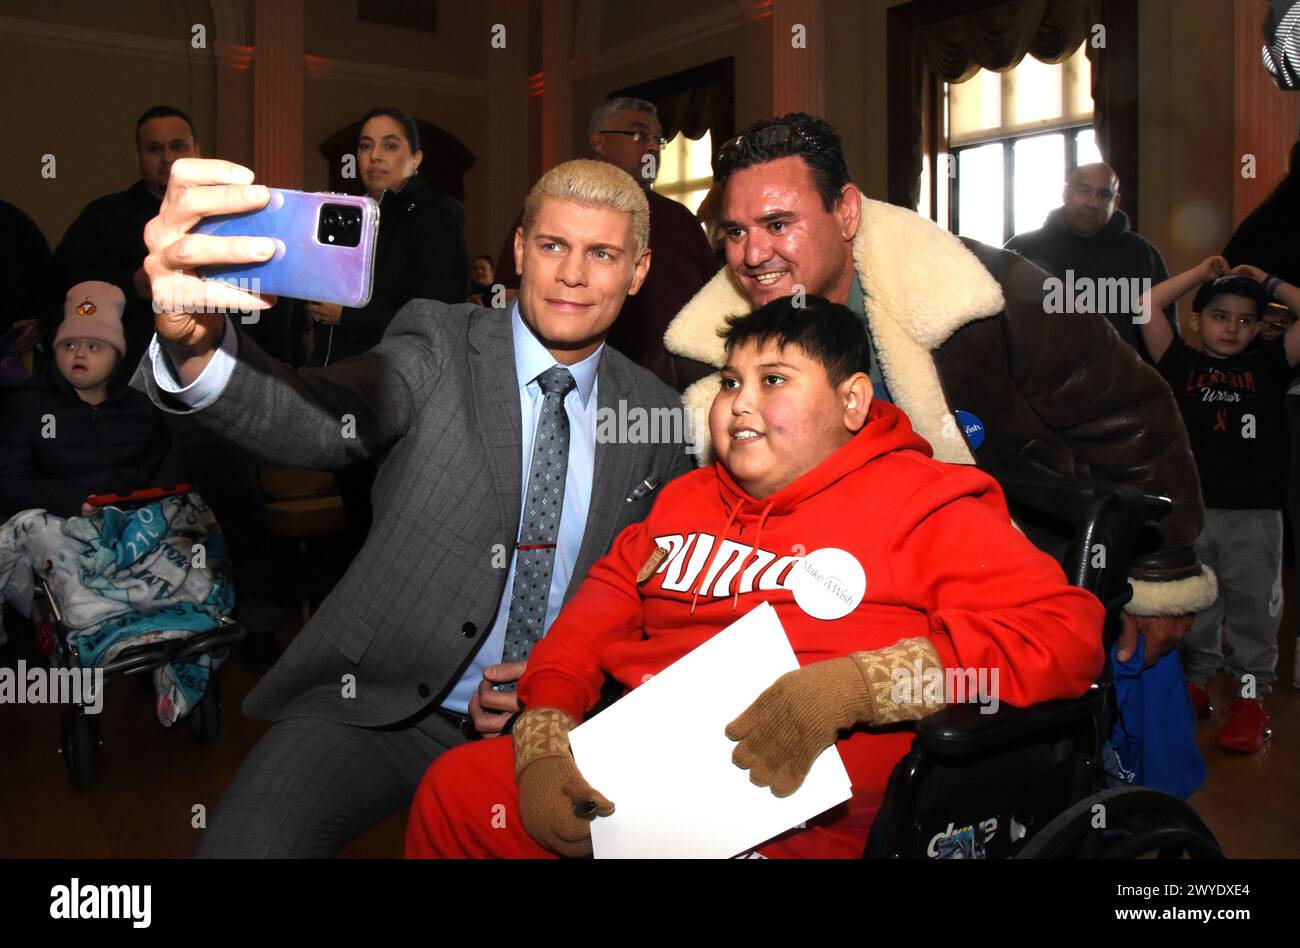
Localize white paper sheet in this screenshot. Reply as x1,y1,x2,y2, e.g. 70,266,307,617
566,601,854,859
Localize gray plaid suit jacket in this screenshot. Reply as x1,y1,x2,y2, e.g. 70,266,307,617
132,301,694,727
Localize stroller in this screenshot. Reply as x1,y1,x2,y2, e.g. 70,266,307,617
3,484,244,788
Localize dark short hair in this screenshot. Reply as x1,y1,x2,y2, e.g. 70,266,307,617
1192,276,1270,317
720,294,870,387
360,107,421,153
714,113,851,211
474,254,493,266
134,106,195,146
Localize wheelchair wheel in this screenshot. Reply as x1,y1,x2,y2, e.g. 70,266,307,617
60,709,100,790
188,675,221,746
1014,787,1224,859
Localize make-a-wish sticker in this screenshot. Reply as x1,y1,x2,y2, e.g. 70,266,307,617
954,410,985,450
788,547,866,620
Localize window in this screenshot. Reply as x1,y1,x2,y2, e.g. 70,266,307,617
653,130,713,215
945,43,1099,246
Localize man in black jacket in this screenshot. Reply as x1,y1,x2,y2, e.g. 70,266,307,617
52,106,199,368
1005,163,1176,364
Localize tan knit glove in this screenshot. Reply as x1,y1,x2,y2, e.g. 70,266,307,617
513,707,614,858
726,638,946,797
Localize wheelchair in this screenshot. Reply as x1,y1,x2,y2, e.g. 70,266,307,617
864,466,1224,859
24,485,246,790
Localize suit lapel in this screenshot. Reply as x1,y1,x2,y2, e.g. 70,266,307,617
468,309,523,536
568,351,640,598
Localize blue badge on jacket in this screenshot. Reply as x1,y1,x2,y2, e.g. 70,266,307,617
955,410,986,450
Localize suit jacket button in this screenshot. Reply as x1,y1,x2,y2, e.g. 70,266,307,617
417,683,431,699
462,622,477,638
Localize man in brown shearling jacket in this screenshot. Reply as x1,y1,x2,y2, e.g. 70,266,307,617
661,114,1215,665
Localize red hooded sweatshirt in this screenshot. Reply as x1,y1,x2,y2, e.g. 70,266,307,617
519,400,1105,845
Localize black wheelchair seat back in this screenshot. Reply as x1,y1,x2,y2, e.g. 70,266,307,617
865,466,1154,859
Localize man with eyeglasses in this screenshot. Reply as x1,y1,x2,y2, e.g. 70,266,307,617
490,97,718,377
1005,163,1176,364
661,113,1215,693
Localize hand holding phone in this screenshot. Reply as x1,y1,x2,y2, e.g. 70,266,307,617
195,189,379,309
143,159,377,386
144,159,274,380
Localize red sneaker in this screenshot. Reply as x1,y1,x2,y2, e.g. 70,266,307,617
1217,698,1272,753
1187,680,1212,718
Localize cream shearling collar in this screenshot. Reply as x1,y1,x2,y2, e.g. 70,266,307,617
666,195,1006,466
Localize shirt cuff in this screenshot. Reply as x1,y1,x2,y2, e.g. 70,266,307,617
148,318,239,410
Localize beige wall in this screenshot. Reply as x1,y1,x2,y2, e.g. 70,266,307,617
0,32,210,247
0,0,190,37
598,0,736,47
1137,0,1236,289
572,3,770,162
0,2,495,259
866,1,912,201
303,0,490,76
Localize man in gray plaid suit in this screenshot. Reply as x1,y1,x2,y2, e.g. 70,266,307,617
134,157,693,856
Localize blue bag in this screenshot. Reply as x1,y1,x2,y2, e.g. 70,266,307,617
1108,638,1206,799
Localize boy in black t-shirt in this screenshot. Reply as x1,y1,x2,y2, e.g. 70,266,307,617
1139,257,1300,753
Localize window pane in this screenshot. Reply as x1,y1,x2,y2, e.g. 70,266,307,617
654,131,714,213
1070,44,1093,117
1075,127,1103,166
679,188,710,216
686,130,713,180
1013,133,1065,235
656,133,686,185
949,68,1001,140
919,151,931,220
1012,56,1063,125
957,143,1005,246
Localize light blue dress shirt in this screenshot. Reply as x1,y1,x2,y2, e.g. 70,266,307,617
148,304,601,715
442,304,601,712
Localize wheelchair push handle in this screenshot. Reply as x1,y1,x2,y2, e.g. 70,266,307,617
84,484,194,510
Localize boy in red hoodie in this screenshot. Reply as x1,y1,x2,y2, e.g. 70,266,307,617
406,295,1105,858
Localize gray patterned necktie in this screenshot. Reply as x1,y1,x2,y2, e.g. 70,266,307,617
500,365,577,673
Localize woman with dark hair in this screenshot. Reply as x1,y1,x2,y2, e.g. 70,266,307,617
304,107,468,365
302,109,468,568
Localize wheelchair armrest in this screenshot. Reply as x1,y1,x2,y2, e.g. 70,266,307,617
913,686,1105,758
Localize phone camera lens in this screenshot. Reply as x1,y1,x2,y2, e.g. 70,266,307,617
317,203,363,248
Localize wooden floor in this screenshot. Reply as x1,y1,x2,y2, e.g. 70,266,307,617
2,579,1298,859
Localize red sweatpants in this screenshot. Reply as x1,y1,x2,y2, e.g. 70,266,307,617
405,735,874,858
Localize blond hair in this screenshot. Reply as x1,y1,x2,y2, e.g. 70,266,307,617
521,159,650,258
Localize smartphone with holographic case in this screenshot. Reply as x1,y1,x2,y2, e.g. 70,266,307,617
194,189,380,308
